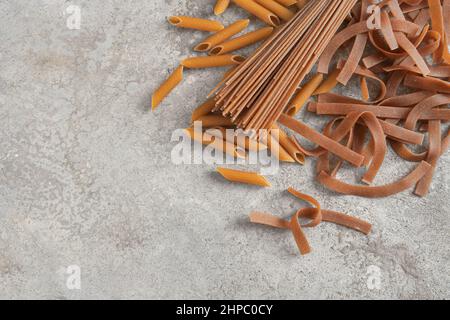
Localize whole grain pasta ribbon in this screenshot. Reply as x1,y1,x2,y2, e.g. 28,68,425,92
250,188,372,255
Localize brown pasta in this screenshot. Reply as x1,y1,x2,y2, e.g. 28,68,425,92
212,0,358,132
168,16,224,32
250,188,372,255
217,167,271,187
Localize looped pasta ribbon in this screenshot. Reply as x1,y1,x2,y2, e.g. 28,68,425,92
250,188,372,255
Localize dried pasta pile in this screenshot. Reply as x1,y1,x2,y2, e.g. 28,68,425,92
212,0,358,132
279,0,450,198
152,0,450,255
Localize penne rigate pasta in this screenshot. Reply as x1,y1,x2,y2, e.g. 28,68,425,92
194,114,234,128
313,68,340,95
272,124,305,164
214,0,231,16
181,55,245,69
191,99,216,122
360,76,370,101
295,0,308,9
194,19,250,52
167,16,224,32
232,0,281,27
185,127,245,159
217,167,271,187
254,0,295,22
260,130,296,163
210,27,274,56
287,73,323,116
152,65,184,110
275,0,298,6
208,127,269,152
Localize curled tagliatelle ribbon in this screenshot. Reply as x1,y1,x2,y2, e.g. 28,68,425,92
250,188,372,255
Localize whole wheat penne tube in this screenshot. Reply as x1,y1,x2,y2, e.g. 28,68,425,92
195,19,250,52
210,27,274,56
295,0,308,9
167,16,224,32
260,130,296,163
152,65,184,110
313,68,340,95
191,99,216,122
287,73,323,116
428,0,450,63
185,127,245,159
272,125,305,164
181,55,245,69
214,0,231,15
232,0,281,27
275,0,298,6
254,0,295,22
217,167,271,187
360,76,370,101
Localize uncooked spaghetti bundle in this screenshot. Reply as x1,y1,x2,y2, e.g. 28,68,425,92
212,0,358,132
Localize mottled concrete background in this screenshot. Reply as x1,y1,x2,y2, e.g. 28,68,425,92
0,0,448,300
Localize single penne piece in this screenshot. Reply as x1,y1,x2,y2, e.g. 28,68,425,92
167,16,224,32
217,167,271,187
152,65,184,110
191,99,216,122
185,127,245,159
195,114,234,128
274,0,298,6
286,73,323,116
214,0,231,16
210,27,274,56
208,127,268,152
181,55,245,69
194,19,250,52
232,0,281,27
313,68,340,95
260,130,296,163
295,0,309,9
254,0,295,22
360,76,370,101
272,124,305,164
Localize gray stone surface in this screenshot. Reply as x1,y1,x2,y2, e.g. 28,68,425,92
0,0,448,300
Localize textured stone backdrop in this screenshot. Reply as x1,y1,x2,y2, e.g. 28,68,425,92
0,0,448,299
